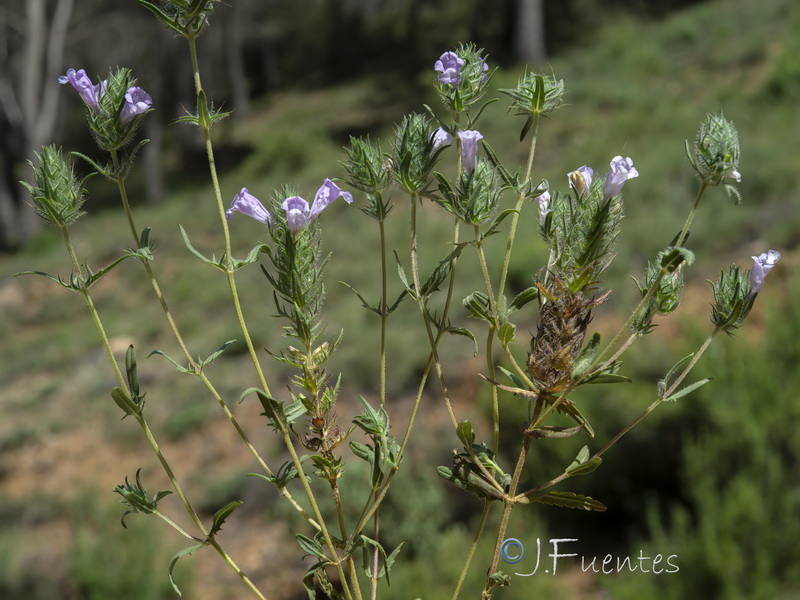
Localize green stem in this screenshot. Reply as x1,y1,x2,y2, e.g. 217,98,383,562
60,226,125,389
186,35,273,399
109,153,321,531
474,224,500,459
450,502,492,600
590,181,709,374
497,111,540,299
481,436,533,598
62,224,265,598
184,33,332,598
517,327,722,502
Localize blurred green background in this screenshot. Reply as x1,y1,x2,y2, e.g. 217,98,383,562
1,0,798,598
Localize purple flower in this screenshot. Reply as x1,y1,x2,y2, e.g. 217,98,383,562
119,86,153,124
603,156,639,200
434,51,465,85
535,190,551,219
58,68,104,113
480,59,489,82
226,188,272,225
747,249,781,298
457,130,483,173
432,127,453,149
568,165,594,197
281,178,353,233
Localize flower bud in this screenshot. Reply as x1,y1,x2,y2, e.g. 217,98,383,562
434,44,492,113
22,145,89,227
687,113,741,201
451,158,500,224
500,72,565,117
568,165,593,198
457,130,483,173
535,190,551,219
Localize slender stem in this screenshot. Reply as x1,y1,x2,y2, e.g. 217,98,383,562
110,153,321,531
497,111,540,299
378,217,388,407
450,502,492,600
186,35,273,399
590,181,709,375
517,327,722,502
184,33,331,599
62,224,266,598
60,226,125,389
153,510,202,541
481,436,533,598
474,225,500,459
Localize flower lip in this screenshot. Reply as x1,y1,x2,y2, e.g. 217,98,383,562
282,196,311,233
58,68,104,113
226,188,272,225
434,51,465,85
120,86,153,124
603,155,639,200
748,249,781,297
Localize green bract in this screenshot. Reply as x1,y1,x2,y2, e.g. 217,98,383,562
22,145,90,227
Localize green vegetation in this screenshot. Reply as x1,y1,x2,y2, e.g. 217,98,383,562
1,0,797,596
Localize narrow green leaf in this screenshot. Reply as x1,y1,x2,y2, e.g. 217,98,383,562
509,286,538,311
296,534,328,561
178,225,220,269
168,543,205,596
572,332,601,380
209,500,243,536
663,377,713,402
481,208,518,240
529,425,584,439
566,456,603,477
456,420,474,447
148,349,190,373
125,345,140,397
498,322,516,344
446,326,479,356
497,366,527,391
198,339,236,369
532,491,606,512
339,281,380,314
13,270,74,290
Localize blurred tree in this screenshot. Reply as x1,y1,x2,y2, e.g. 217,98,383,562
0,0,73,249
516,0,546,64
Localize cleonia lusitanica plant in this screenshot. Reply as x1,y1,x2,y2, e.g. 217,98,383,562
18,2,782,599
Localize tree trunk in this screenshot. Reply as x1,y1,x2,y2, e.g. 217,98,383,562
516,0,546,65
0,0,74,249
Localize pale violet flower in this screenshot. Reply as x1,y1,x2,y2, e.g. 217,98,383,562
725,167,742,183
535,190,551,219
432,127,453,149
603,156,639,200
226,188,272,225
120,86,153,124
282,178,353,233
434,51,465,85
747,249,781,298
58,68,104,114
568,165,594,197
457,130,483,173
